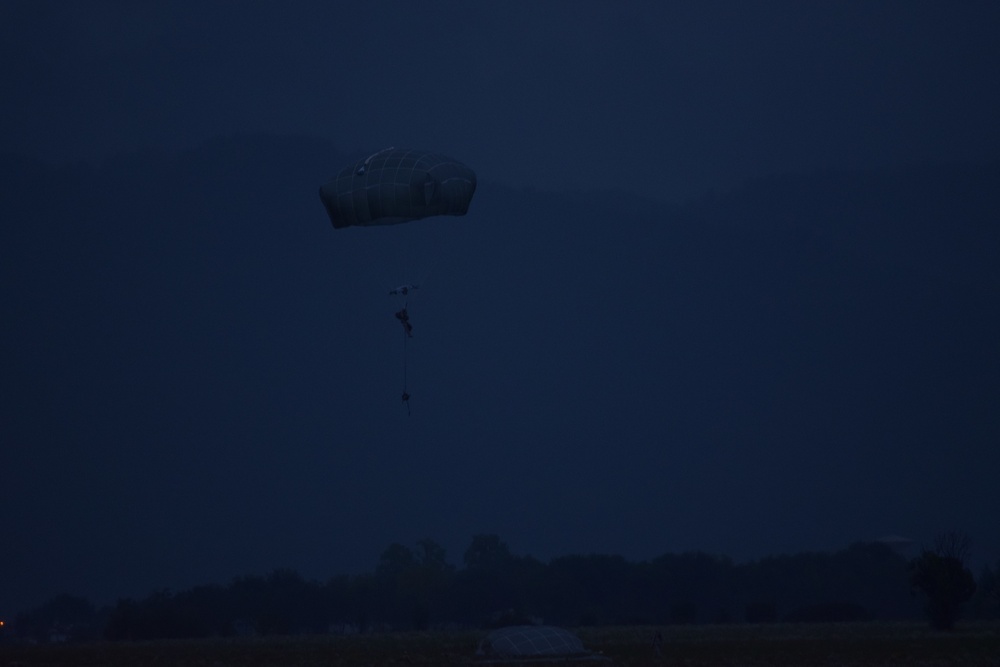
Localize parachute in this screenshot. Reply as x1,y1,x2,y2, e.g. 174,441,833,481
319,148,477,229
320,148,477,414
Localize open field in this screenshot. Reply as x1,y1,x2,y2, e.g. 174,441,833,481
2,622,999,666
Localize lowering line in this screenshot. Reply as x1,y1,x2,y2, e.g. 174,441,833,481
402,325,410,416
395,303,412,415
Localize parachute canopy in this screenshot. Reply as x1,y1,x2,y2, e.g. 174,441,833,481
476,626,589,658
319,148,477,229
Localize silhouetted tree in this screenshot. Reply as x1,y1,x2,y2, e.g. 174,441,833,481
104,590,210,640
784,602,870,623
15,593,98,643
669,601,698,625
174,583,232,636
86,532,937,640
463,534,513,569
373,540,455,629
412,538,455,628
452,535,542,626
377,543,417,577
745,601,777,623
910,533,977,630
649,552,731,624
541,554,631,625
969,562,999,619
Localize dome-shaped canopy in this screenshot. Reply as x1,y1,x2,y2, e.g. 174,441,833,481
319,148,476,229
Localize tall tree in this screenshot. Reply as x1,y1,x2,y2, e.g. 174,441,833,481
463,534,512,569
910,533,977,630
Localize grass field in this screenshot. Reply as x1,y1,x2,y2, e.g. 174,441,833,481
2,621,998,666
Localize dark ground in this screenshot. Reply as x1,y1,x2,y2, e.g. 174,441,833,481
2,622,999,666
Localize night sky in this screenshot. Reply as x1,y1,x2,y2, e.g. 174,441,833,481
2,1,1000,615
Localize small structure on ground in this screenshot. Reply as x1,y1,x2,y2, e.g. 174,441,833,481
476,625,607,662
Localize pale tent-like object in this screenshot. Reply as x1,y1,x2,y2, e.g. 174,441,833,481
476,625,592,659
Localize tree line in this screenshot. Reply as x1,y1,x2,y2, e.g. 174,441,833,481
9,534,998,643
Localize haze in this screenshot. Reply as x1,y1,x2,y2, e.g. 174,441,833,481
2,1,999,615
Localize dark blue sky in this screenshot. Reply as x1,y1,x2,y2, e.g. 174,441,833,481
2,1,1000,615
3,1,1000,199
